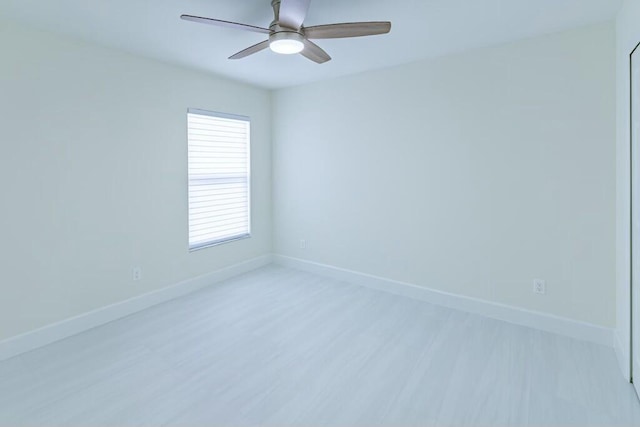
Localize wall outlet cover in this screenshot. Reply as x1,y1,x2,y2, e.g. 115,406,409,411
533,279,546,295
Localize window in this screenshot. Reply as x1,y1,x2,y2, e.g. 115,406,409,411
187,109,250,250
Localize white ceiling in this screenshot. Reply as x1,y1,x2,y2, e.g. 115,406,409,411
0,0,621,89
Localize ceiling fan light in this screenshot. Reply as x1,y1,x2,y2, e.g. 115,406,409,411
269,32,304,54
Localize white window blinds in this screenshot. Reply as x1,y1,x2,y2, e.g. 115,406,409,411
188,109,250,250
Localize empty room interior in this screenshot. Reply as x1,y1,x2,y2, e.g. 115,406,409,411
3,0,640,425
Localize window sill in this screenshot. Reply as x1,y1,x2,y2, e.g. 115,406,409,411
189,234,251,252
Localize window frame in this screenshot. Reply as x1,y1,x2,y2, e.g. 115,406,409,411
187,108,251,251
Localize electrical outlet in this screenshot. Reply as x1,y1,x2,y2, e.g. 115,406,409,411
132,267,142,281
300,239,306,249
533,279,546,295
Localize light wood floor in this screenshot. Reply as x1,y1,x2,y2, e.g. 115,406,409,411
1,265,639,426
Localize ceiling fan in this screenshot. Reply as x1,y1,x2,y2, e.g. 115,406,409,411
181,0,391,64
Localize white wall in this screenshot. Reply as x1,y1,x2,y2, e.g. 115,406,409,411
0,23,272,342
273,23,616,328
0,16,619,352
615,0,640,381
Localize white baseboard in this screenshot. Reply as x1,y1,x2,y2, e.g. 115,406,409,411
0,253,615,363
0,254,272,362
274,255,614,347
615,330,632,382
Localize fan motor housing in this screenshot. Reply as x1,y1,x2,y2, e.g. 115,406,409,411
268,25,305,54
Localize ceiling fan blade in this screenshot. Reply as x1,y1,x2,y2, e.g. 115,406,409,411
300,39,331,64
229,40,270,59
181,15,270,34
278,0,311,29
305,22,391,39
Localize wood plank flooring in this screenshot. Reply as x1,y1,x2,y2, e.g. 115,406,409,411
0,265,639,426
